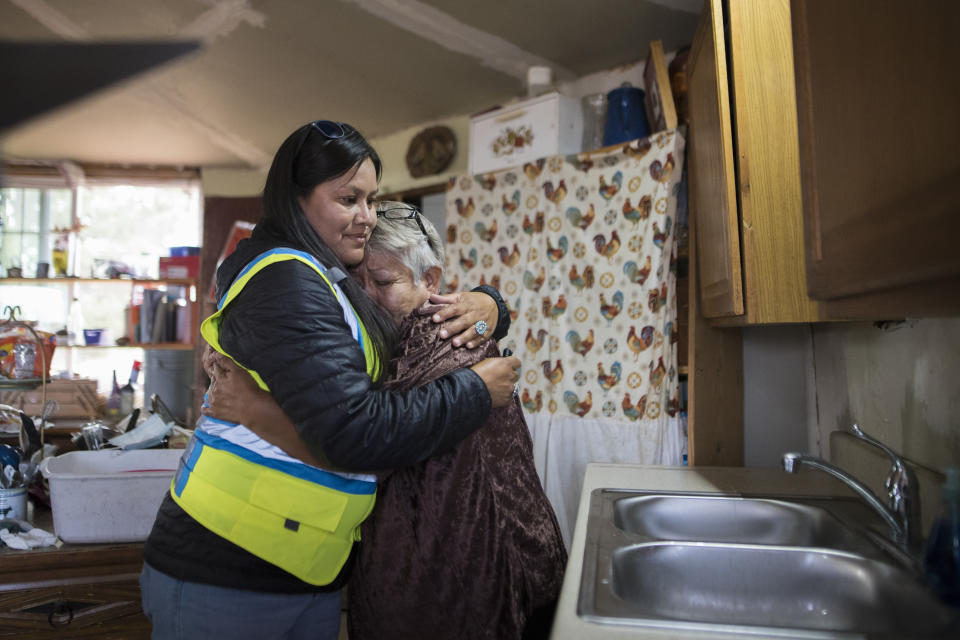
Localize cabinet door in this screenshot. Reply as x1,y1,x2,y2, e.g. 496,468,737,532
727,0,821,323
690,0,822,323
792,0,960,314
687,0,744,318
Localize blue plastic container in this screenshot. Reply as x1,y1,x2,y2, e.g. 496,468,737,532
925,467,960,606
603,83,650,146
83,329,105,346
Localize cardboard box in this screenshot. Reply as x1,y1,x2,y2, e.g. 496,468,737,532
159,255,200,280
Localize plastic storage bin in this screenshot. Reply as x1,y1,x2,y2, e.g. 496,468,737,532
82,328,105,345
39,449,182,543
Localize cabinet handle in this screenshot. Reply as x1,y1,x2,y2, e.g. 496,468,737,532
494,109,527,123
48,601,74,627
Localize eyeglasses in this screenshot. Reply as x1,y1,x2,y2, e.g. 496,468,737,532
377,205,436,252
293,120,345,159
308,120,345,138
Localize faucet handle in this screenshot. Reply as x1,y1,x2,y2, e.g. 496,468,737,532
850,424,901,464
849,423,922,552
849,423,915,485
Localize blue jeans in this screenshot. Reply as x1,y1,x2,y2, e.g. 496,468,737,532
140,562,341,640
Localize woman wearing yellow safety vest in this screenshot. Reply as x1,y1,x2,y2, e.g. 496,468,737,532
204,205,566,640
140,120,521,640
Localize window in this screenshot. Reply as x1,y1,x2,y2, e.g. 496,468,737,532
0,187,73,278
78,184,201,280
0,165,202,410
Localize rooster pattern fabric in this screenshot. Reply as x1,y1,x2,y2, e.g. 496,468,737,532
445,130,686,543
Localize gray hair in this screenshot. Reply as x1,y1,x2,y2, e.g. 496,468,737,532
370,201,445,282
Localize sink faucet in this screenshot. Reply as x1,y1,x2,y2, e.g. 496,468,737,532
782,424,922,554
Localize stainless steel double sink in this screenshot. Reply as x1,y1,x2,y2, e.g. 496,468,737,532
578,490,959,637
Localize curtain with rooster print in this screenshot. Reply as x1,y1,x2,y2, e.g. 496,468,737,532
444,129,686,546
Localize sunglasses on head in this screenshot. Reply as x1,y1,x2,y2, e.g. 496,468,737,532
309,120,345,138
377,205,436,252
293,120,345,158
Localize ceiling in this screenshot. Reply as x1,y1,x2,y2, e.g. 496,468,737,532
0,0,700,170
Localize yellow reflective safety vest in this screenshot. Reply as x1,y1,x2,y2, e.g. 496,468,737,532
200,247,380,387
172,248,379,586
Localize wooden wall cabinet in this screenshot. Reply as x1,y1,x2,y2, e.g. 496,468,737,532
688,0,823,325
791,0,960,318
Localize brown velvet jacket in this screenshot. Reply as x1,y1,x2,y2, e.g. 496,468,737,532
347,302,567,640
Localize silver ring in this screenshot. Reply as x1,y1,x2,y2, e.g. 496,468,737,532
474,320,488,336
512,383,519,399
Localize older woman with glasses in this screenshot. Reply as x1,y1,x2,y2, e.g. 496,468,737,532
203,202,567,640
140,122,521,640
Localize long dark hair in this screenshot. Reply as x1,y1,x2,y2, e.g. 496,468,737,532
258,121,398,378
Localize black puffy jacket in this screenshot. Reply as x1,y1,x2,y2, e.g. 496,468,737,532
144,232,493,592
216,234,493,470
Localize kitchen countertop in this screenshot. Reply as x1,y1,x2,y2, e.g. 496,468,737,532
550,463,864,640
0,498,150,636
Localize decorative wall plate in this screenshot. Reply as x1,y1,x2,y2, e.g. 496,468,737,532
406,125,456,178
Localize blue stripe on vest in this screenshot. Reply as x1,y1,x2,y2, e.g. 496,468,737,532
187,429,376,495
173,436,204,497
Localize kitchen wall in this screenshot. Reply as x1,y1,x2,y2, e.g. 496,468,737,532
201,167,266,198
375,57,658,196
744,318,960,531
811,318,959,467
742,325,811,466
201,57,664,197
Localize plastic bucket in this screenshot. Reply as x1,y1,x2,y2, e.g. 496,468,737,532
0,487,28,520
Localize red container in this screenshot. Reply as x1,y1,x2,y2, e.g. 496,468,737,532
158,256,200,279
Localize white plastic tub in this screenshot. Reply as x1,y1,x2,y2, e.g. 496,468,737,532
39,449,183,543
